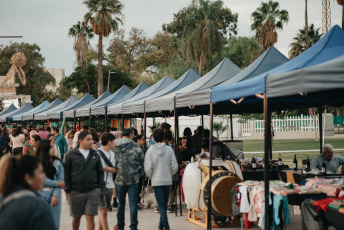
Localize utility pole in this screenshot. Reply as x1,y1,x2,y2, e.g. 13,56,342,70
322,0,331,33
107,71,115,91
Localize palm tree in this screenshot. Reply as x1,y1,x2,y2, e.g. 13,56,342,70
183,0,228,75
68,21,94,67
305,0,309,49
337,0,344,29
213,121,226,138
84,0,123,97
289,24,322,59
251,0,289,50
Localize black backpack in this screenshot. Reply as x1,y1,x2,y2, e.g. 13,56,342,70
212,141,236,161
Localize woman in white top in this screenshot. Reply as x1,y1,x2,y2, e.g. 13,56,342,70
10,128,25,155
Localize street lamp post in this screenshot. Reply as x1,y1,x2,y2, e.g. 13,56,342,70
108,71,115,91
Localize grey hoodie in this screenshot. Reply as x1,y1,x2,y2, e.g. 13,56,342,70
144,143,178,186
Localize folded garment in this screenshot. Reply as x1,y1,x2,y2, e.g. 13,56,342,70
330,199,344,207
313,195,344,212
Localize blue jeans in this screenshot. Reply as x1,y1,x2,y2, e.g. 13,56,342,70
38,190,61,230
153,185,171,230
115,184,139,230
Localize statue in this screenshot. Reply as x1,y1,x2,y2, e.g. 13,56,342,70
0,52,27,92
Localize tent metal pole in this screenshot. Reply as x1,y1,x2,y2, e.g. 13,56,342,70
319,107,323,153
121,104,125,131
230,113,234,141
263,94,271,230
73,111,76,131
121,114,125,131
143,102,147,154
207,103,214,230
105,105,108,132
174,96,182,216
89,107,92,128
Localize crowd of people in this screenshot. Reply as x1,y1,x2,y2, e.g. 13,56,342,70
0,122,343,230
0,122,205,230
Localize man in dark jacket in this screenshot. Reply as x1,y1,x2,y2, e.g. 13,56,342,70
63,131,104,230
52,127,68,158
114,128,144,230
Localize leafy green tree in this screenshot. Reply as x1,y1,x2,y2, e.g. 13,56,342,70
108,28,179,83
68,21,94,67
160,55,198,80
108,28,148,78
0,43,55,106
145,32,178,72
58,64,135,99
251,0,289,50
84,0,123,97
223,36,264,68
163,0,238,75
289,24,322,59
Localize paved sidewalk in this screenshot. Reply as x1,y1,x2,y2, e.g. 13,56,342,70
59,191,303,230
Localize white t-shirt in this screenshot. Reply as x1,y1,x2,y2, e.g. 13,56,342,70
98,147,115,189
11,134,25,148
79,148,90,159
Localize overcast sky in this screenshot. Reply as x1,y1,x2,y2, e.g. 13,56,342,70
0,0,342,76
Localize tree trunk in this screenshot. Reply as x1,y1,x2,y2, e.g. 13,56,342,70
305,0,309,49
342,4,344,29
97,35,104,97
199,29,206,76
199,52,203,76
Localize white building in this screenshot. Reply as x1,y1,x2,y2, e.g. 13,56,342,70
45,68,64,92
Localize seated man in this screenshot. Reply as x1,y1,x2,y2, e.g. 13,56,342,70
311,144,344,174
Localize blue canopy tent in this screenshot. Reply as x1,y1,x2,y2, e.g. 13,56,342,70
121,69,201,115
22,98,63,121
47,94,95,120
174,47,288,114
0,103,34,123
34,96,78,121
12,101,50,121
63,90,112,119
145,57,241,114
265,54,344,106
75,85,131,117
209,26,344,230
91,83,149,116
0,104,17,117
211,25,344,107
107,76,175,115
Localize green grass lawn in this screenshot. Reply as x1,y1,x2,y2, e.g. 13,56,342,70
242,138,344,168
244,138,344,152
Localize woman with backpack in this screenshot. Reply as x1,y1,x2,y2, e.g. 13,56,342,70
0,154,55,230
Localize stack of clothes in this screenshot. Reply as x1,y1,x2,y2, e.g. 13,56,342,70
305,177,344,197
